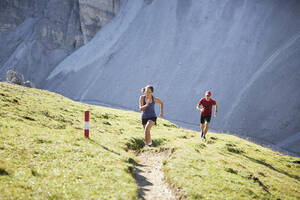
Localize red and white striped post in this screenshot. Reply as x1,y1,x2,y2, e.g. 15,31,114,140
84,110,89,138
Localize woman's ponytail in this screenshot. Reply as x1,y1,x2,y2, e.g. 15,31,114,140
141,85,154,93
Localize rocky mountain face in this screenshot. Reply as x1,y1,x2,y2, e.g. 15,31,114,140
46,0,300,155
0,0,119,87
79,0,119,43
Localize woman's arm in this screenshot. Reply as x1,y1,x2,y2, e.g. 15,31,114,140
154,97,164,118
139,96,149,111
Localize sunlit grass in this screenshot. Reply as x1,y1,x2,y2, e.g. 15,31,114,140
0,82,299,199
163,134,300,200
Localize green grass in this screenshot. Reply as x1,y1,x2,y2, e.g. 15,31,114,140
163,136,300,200
0,82,299,200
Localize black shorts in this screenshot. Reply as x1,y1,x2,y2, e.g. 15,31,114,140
201,116,211,124
142,117,157,125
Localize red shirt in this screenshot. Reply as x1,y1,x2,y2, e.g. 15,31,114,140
198,98,216,116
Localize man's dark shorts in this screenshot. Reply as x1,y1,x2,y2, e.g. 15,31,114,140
142,117,157,125
201,116,211,124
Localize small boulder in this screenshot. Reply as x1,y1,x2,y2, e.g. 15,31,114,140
6,70,35,88
23,81,35,88
6,70,24,85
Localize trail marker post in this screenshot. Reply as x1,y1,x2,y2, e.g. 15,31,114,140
84,110,89,138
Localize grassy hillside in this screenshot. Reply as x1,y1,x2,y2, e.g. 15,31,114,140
163,136,300,200
0,82,299,200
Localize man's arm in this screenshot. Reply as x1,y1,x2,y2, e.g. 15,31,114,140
214,103,218,117
196,100,201,110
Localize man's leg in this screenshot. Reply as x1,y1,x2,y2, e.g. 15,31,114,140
203,116,211,139
201,123,205,137
204,122,210,136
200,116,205,138
145,120,154,145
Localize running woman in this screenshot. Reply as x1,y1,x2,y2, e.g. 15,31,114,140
139,85,164,146
196,91,218,140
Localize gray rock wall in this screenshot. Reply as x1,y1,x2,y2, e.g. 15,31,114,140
0,0,119,87
46,0,300,155
79,0,120,43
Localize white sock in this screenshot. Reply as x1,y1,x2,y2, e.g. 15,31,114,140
148,141,152,146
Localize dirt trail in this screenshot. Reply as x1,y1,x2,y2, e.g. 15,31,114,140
133,150,177,200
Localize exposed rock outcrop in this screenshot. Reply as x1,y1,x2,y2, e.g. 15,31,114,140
6,70,24,85
0,0,119,88
79,0,120,43
6,70,35,88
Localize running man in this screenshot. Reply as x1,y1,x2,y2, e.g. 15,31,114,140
139,85,164,146
196,91,218,140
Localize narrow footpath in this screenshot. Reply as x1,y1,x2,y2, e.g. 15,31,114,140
133,150,177,200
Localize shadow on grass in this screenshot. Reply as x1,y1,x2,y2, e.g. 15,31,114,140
125,137,145,151
162,123,177,128
195,143,206,152
225,168,238,174
88,138,121,156
244,155,299,181
227,146,244,154
0,168,9,176
210,136,217,140
152,138,165,147
247,174,270,194
125,137,165,151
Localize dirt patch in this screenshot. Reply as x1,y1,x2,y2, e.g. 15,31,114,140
133,150,177,200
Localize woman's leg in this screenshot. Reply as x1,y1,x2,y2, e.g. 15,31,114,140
145,120,154,145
